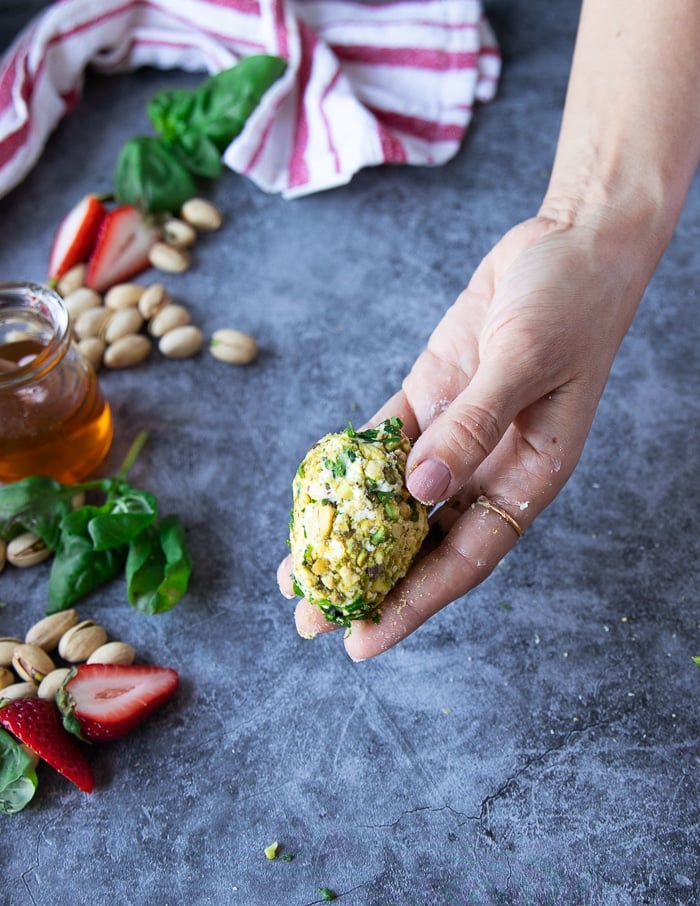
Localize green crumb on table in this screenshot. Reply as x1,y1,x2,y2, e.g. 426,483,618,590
264,841,279,860
319,889,337,901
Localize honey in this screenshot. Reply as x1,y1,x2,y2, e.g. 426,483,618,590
0,282,113,484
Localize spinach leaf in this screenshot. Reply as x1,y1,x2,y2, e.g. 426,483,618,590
125,515,192,614
0,727,38,815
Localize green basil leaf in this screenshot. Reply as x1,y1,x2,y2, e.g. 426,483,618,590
114,136,198,214
125,515,192,615
191,55,287,149
0,727,38,815
47,508,126,612
0,475,73,548
88,487,158,551
169,132,223,179
147,88,197,141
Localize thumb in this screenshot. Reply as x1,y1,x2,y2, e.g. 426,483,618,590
405,368,525,505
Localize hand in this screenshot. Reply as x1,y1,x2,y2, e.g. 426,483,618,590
279,212,644,658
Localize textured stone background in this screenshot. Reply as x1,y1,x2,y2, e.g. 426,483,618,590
1,2,699,904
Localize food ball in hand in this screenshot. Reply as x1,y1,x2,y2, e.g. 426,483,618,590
289,418,429,627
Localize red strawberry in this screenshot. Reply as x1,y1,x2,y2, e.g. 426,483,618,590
0,698,94,793
48,193,107,282
85,205,159,292
57,664,179,742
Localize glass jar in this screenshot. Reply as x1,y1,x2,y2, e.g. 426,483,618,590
0,282,113,483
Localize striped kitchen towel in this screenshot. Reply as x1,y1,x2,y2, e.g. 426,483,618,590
0,0,500,200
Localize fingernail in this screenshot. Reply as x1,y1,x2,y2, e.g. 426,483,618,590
407,458,451,504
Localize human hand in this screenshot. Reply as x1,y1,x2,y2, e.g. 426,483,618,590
279,212,646,659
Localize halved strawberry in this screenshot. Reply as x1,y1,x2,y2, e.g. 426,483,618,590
85,205,159,292
48,193,107,282
57,664,179,742
0,698,94,793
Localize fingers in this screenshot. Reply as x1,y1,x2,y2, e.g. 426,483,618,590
342,491,529,661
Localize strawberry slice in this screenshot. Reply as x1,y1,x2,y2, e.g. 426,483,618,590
48,193,107,282
85,205,159,292
57,664,179,742
0,698,94,793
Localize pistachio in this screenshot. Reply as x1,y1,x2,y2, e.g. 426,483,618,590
63,287,102,320
0,666,15,690
209,328,258,365
138,283,171,320
12,643,56,684
104,307,144,344
159,325,204,359
58,620,108,662
104,282,144,310
0,537,5,573
77,336,106,371
103,333,151,369
57,262,87,296
148,303,190,338
0,681,38,705
0,638,24,668
163,218,197,248
87,641,136,665
181,197,223,231
25,609,78,651
73,306,111,340
38,667,72,701
6,531,51,567
148,242,191,274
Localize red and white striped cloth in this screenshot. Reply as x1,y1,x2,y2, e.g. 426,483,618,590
0,0,500,200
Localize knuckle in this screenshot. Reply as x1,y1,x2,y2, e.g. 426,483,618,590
446,405,501,462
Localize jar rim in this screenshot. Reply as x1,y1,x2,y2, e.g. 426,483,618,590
0,282,71,388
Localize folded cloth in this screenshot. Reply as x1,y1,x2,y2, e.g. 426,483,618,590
0,0,500,201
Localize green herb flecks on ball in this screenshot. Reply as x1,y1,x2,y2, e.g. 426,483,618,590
289,418,429,627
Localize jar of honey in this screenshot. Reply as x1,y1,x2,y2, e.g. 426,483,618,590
0,282,113,484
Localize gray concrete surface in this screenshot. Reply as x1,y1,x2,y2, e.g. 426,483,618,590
1,1,699,904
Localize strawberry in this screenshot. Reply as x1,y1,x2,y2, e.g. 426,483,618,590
57,664,179,742
85,205,159,292
48,193,107,282
0,698,94,793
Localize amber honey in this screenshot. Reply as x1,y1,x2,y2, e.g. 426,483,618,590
0,283,113,484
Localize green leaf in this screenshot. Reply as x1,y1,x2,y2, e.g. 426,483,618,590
87,487,158,551
0,475,74,548
148,55,287,154
169,132,223,179
0,727,38,815
125,515,192,614
693,656,700,666
147,88,197,141
114,136,198,214
47,508,127,611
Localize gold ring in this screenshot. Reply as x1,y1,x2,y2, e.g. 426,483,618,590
473,495,525,538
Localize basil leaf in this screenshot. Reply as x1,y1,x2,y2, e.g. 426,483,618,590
47,508,126,612
148,55,286,154
192,55,287,149
0,475,74,548
170,132,223,179
125,515,192,615
147,88,197,141
114,136,198,214
88,487,158,551
0,727,38,815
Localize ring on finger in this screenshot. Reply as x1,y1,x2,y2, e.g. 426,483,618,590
473,495,525,539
